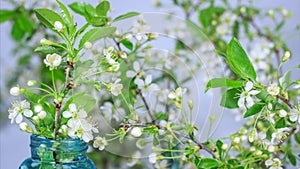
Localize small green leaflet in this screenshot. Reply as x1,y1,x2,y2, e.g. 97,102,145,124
79,26,116,48
205,78,243,92
244,102,265,118
112,12,140,22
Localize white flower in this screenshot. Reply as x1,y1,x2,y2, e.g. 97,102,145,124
290,108,300,124
279,109,287,117
67,118,98,142
265,158,283,169
38,111,47,119
93,136,108,151
63,104,87,120
58,125,68,135
168,87,186,100
123,33,132,40
84,41,93,49
54,21,63,32
8,100,33,124
267,82,280,96
238,82,260,108
103,47,120,71
44,53,62,70
149,153,157,164
126,61,144,78
134,75,159,97
271,127,290,144
111,79,123,96
131,127,143,137
267,113,276,124
10,87,21,96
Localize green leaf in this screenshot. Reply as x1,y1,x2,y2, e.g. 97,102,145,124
34,8,64,29
294,133,300,144
220,88,240,109
79,26,116,48
233,20,239,39
244,102,265,118
34,46,61,54
56,0,73,27
205,78,243,92
196,158,219,168
0,9,16,23
96,1,110,16
113,12,140,22
227,38,256,80
24,92,41,103
120,40,133,50
288,152,297,166
256,90,274,102
68,2,93,16
275,118,286,128
11,20,25,41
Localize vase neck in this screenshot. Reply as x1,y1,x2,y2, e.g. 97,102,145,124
30,135,88,162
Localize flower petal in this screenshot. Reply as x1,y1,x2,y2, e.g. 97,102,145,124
63,111,73,118
23,109,33,117
245,82,253,91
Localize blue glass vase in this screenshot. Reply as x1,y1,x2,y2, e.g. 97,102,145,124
19,135,97,169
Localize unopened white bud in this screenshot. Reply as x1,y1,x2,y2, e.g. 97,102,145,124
283,51,291,62
131,127,143,137
54,21,63,32
221,144,228,151
119,51,127,59
27,80,37,86
10,87,21,96
34,105,43,113
84,41,93,49
38,111,47,119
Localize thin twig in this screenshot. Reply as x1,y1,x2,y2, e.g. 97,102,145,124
137,89,155,123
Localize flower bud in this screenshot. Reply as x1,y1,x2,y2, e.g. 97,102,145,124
32,116,40,124
221,144,228,151
188,100,193,110
282,51,291,62
19,122,33,133
10,86,21,96
27,80,37,86
249,129,256,143
148,153,157,164
40,38,53,45
38,111,47,119
119,51,127,59
34,105,43,113
54,21,63,32
84,41,93,49
131,127,143,137
279,109,287,117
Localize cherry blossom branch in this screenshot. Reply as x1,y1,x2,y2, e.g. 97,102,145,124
120,123,216,157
